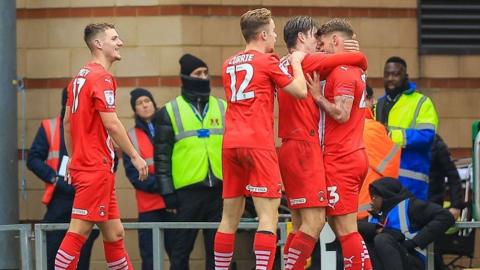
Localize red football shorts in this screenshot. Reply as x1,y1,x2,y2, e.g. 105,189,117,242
70,169,120,222
324,149,368,216
222,148,282,198
279,139,328,209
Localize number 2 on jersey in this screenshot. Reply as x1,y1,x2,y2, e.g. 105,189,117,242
72,78,86,113
226,63,254,102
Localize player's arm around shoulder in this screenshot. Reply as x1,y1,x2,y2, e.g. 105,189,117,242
281,51,307,99
308,66,355,123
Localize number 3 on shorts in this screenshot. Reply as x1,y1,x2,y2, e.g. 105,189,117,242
226,63,254,102
327,186,340,205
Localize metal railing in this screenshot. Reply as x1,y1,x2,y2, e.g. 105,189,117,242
34,222,289,270
3,220,475,269
0,224,32,270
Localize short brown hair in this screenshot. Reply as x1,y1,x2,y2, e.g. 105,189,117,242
84,23,115,50
318,18,354,39
240,8,272,43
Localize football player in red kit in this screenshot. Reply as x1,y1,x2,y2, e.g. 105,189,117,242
55,23,148,270
310,18,372,270
213,8,308,270
278,16,367,270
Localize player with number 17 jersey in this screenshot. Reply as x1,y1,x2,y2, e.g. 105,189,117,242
221,50,293,198
67,62,117,173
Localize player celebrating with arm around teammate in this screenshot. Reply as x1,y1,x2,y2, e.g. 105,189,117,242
213,8,308,270
278,16,368,270
310,18,372,270
55,23,148,270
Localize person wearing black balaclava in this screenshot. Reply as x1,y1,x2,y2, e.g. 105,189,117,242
27,88,99,270
152,53,226,270
358,178,454,270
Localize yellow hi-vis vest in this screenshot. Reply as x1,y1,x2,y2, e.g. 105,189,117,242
166,96,226,190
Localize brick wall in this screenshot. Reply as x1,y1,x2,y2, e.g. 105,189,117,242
15,0,480,268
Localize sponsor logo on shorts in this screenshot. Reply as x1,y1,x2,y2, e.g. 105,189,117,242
246,185,267,193
290,198,307,205
72,208,88,216
98,205,106,217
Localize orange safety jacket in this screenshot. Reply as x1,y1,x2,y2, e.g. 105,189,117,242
41,116,61,205
358,109,401,219
128,128,166,213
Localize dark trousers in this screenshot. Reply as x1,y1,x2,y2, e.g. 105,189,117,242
138,209,173,270
44,197,99,270
367,233,424,270
167,185,223,270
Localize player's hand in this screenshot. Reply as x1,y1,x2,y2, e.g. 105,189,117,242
288,50,307,64
449,207,461,220
132,155,148,181
280,54,290,63
306,72,321,101
344,39,360,52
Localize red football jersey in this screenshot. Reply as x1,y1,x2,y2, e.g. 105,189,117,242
66,62,117,172
278,52,368,142
222,50,293,150
320,65,367,156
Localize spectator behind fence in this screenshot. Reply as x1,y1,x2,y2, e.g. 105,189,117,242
358,85,401,220
152,53,225,270
27,88,99,270
359,177,455,270
124,88,172,270
375,56,439,200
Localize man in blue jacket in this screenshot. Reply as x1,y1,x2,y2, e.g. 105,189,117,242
375,56,439,200
27,88,99,270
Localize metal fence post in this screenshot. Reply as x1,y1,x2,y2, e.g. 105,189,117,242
19,225,32,270
35,224,47,270
152,226,163,270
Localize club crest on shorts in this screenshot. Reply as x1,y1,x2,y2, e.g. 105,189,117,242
318,191,326,202
99,205,106,217
104,90,115,107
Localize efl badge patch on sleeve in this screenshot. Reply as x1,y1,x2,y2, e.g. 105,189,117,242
104,90,115,108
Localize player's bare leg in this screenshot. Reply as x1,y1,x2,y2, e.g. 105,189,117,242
251,197,280,270
329,213,371,270
98,219,134,269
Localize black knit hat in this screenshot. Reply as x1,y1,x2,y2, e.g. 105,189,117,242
130,88,157,111
179,53,208,76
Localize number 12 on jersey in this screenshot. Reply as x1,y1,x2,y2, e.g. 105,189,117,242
226,63,254,102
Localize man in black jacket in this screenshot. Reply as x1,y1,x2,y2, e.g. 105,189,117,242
429,133,463,216
27,88,99,270
429,133,464,269
152,53,224,269
358,177,455,270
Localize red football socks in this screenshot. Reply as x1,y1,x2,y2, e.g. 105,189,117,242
254,231,277,270
285,231,316,270
283,232,296,267
55,232,86,270
338,232,372,270
104,239,134,270
214,231,236,270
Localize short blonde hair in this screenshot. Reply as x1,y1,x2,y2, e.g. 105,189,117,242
240,8,272,43
318,18,354,39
